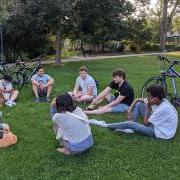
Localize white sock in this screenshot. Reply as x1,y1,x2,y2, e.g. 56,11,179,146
114,129,135,134
89,119,108,127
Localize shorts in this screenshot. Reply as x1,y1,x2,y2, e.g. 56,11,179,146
38,88,47,97
109,95,129,113
60,136,93,155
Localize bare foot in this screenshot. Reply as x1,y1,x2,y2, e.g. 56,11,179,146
56,148,71,155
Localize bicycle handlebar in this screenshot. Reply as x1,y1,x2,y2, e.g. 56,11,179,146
157,55,171,63
157,55,180,66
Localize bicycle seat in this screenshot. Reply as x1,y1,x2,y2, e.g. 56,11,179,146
173,61,180,65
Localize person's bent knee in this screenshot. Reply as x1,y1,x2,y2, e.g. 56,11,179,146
13,90,19,95
32,84,38,88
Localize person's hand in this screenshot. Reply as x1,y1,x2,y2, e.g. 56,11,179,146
127,107,132,114
77,91,82,97
127,111,133,120
39,84,44,89
51,98,56,106
73,94,79,99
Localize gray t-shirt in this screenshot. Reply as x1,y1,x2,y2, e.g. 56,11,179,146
76,75,97,96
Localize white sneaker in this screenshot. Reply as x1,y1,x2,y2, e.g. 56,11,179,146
89,119,108,127
11,101,16,106
114,129,135,134
5,101,13,107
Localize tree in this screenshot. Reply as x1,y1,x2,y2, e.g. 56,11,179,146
3,0,76,63
160,0,180,50
74,0,135,52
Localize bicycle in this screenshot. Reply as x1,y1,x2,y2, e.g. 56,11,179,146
141,55,180,106
11,56,42,90
0,62,12,79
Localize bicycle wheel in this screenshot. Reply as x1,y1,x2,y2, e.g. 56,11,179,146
24,67,33,83
11,71,25,90
141,76,167,98
0,71,5,80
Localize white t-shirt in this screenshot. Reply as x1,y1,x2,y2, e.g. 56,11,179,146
149,99,178,139
0,79,13,100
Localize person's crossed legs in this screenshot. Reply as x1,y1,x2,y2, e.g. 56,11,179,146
68,91,94,103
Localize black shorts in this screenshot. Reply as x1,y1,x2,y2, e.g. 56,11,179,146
38,88,47,97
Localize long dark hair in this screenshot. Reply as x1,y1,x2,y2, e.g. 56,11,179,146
56,93,76,113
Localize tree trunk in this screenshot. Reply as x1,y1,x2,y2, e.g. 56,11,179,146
160,0,168,51
55,30,62,64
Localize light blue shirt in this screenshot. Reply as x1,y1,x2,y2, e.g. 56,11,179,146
76,75,97,96
31,74,52,85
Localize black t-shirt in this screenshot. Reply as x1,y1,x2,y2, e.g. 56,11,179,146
108,80,134,106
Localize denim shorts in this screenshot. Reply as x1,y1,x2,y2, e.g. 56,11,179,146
60,136,93,155
109,95,129,113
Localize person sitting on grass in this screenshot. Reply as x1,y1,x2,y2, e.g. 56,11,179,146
90,85,178,140
69,66,97,103
31,66,54,102
84,69,134,115
50,93,93,155
0,75,19,107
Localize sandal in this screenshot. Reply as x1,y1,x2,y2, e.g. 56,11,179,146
85,104,96,110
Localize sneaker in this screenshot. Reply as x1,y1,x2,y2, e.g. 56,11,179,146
114,129,135,134
85,104,96,110
11,101,16,106
89,119,108,127
46,97,51,102
5,101,13,107
35,98,40,103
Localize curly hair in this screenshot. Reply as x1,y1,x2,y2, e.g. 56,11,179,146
146,85,166,100
3,75,12,82
56,93,76,113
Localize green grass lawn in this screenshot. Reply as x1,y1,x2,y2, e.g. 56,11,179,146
0,54,180,180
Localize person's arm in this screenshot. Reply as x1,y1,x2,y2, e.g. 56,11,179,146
31,74,39,86
127,98,144,114
50,98,57,118
44,78,54,87
85,79,96,96
73,83,80,95
73,77,80,95
104,94,126,108
143,105,152,125
31,79,39,86
86,87,93,96
92,87,111,104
